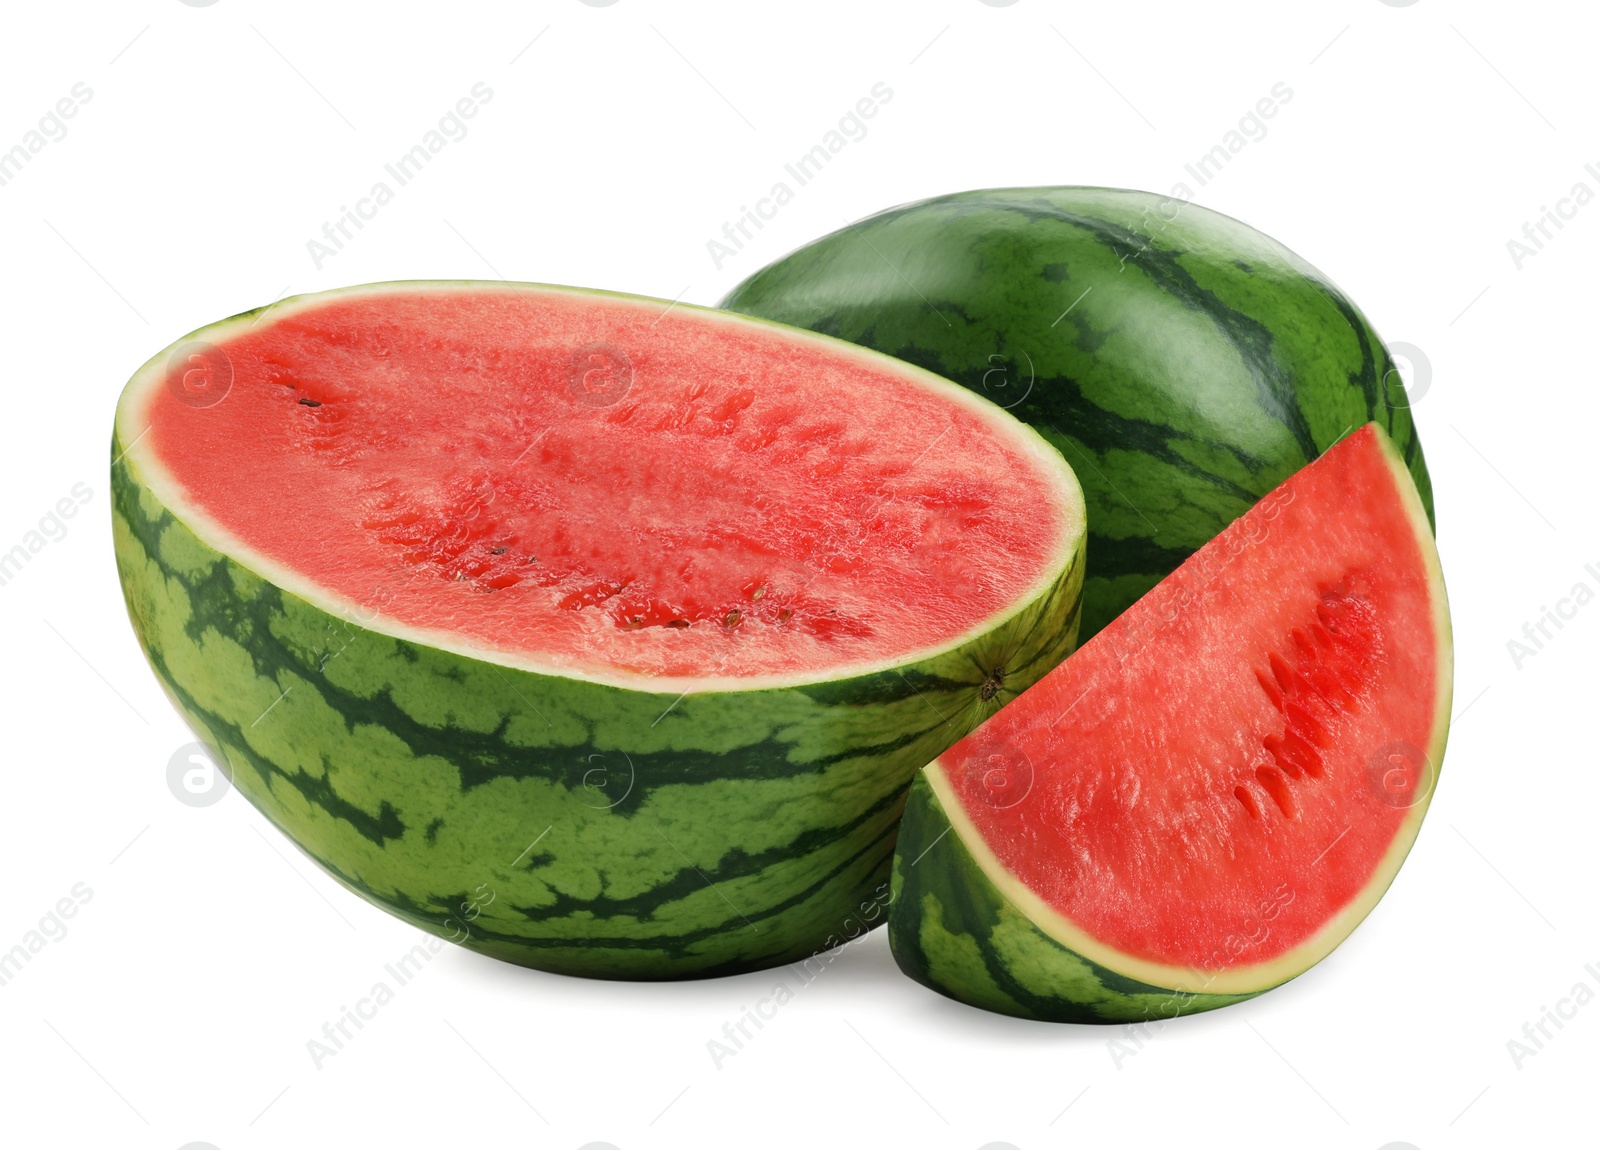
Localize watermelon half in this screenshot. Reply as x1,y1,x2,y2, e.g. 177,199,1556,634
887,423,1450,1020
111,281,1087,979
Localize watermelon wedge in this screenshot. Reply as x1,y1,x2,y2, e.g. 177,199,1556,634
887,423,1450,1020
112,281,1087,979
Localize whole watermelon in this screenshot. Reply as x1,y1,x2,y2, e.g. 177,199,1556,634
722,187,1433,639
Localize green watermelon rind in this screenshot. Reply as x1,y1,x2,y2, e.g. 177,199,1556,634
112,282,1089,980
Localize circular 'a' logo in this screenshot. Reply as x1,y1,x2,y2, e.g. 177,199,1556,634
166,342,234,408
567,343,633,407
967,740,1033,809
167,742,232,807
579,751,636,810
1382,342,1431,408
1365,741,1436,809
976,350,1034,410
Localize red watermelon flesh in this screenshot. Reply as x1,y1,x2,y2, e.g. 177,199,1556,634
126,282,1082,685
929,422,1450,995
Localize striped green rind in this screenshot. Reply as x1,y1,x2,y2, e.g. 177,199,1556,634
722,186,1433,639
112,431,1084,979
887,771,1258,1022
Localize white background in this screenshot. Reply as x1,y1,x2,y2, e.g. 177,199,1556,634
0,1,1593,1148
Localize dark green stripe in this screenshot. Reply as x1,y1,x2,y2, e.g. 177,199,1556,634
1086,532,1195,582
1046,209,1319,463
1315,280,1382,422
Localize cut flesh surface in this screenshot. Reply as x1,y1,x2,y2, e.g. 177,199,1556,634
929,423,1451,995
116,282,1083,687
